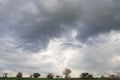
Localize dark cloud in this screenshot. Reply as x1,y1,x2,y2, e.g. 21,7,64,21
0,0,81,51
76,0,120,42
0,0,120,51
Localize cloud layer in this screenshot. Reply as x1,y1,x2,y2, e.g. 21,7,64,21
0,0,120,51
0,0,120,77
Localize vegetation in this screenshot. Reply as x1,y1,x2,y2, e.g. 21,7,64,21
56,75,60,78
33,73,41,78
80,72,93,79
47,73,54,79
63,68,71,79
0,77,108,80
0,68,120,80
16,72,22,78
3,73,8,78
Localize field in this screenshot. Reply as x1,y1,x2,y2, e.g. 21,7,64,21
0,78,106,80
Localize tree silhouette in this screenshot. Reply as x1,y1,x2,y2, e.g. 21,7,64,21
47,73,54,79
33,73,40,78
63,68,72,79
80,72,93,79
16,72,22,78
88,74,93,78
3,73,8,78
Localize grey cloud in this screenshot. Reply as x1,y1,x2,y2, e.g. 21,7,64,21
0,0,120,51
77,0,120,42
0,0,81,51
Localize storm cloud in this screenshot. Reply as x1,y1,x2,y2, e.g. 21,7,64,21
0,0,120,77
0,0,120,51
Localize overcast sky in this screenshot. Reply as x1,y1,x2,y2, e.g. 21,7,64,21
0,0,120,77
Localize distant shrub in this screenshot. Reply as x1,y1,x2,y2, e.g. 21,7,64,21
33,73,40,78
80,72,93,79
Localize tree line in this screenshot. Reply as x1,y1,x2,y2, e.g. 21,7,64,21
2,68,120,80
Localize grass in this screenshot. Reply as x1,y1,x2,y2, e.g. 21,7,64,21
0,78,106,80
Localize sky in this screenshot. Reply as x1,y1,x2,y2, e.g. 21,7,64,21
0,0,120,77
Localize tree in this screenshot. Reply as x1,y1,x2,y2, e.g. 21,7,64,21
3,73,8,77
30,74,33,78
63,68,72,79
33,73,40,78
88,74,93,78
109,74,117,80
56,75,60,78
88,74,93,80
47,73,54,79
80,73,88,78
80,73,93,79
109,73,120,80
16,72,22,78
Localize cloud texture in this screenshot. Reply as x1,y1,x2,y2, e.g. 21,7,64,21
0,0,120,77
0,0,120,51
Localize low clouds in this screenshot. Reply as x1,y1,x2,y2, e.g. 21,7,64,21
0,0,120,77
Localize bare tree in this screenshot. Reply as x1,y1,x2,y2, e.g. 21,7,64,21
63,68,72,79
